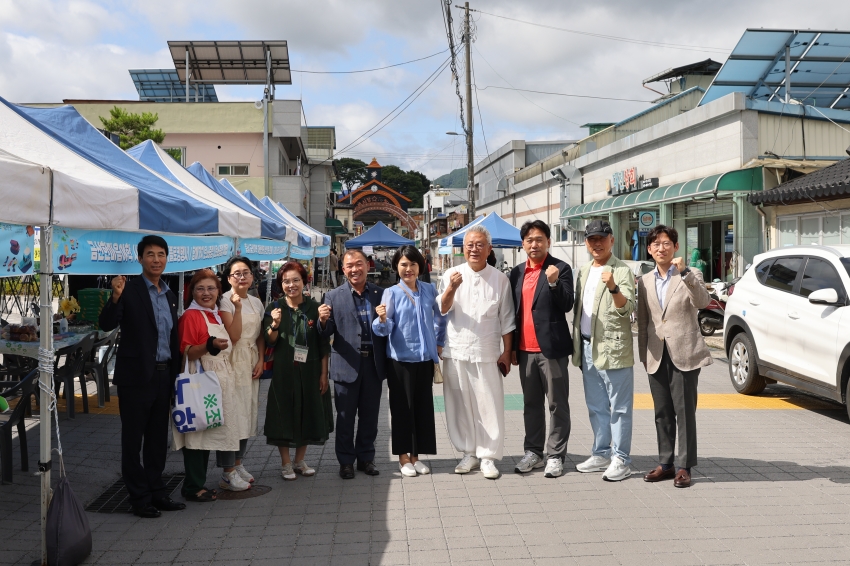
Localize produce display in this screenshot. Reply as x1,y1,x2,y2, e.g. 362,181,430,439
1,324,38,342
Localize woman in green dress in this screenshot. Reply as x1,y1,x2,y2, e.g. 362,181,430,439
263,261,333,481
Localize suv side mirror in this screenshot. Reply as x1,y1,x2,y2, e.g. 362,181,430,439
808,288,840,305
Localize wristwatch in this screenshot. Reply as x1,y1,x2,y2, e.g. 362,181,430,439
548,280,557,288
608,285,620,295
680,268,691,277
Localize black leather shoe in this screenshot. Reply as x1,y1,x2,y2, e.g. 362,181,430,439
152,497,186,511
357,461,380,476
339,464,355,479
132,504,161,518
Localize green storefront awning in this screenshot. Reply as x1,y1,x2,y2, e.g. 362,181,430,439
560,167,763,220
325,217,347,235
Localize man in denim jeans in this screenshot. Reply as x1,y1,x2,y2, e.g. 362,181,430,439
571,220,635,481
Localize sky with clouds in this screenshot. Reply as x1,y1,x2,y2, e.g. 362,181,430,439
2,0,849,180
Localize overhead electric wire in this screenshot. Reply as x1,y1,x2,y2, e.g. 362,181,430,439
291,49,449,74
471,8,730,54
476,85,652,103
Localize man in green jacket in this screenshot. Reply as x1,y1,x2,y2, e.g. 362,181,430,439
572,220,635,481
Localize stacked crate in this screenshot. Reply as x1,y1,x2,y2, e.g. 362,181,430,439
77,288,112,329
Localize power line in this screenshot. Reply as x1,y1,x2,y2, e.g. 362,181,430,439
476,85,652,103
471,8,730,54
291,49,448,74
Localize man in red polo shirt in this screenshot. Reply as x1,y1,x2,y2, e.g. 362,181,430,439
509,220,574,478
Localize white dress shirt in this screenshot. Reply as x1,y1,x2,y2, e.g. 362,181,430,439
580,265,604,337
437,263,516,363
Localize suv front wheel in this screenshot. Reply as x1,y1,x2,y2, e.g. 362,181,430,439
728,333,766,395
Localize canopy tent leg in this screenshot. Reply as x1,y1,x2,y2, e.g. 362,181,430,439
178,272,185,316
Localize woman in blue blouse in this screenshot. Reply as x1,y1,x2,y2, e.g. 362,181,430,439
373,246,446,477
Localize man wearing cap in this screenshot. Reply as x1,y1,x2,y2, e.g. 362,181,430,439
572,220,636,482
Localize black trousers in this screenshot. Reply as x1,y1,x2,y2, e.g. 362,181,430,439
117,367,172,508
389,360,437,456
648,345,699,469
333,355,382,465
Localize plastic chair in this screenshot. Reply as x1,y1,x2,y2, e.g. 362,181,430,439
83,328,119,407
0,369,38,484
53,332,98,419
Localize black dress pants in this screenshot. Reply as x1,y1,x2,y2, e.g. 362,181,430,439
117,367,172,508
389,360,437,456
333,355,382,465
648,345,699,469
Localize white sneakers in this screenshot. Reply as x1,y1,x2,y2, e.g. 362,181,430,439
234,464,254,484
575,455,612,473
413,461,430,475
454,454,480,474
544,458,564,478
514,451,545,474
219,469,251,491
293,461,315,477
602,456,631,482
480,459,500,479
399,462,417,477
281,463,296,481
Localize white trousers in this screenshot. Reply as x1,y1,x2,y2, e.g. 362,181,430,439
443,358,504,460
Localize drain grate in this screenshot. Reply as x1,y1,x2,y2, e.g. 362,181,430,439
85,474,185,513
216,484,272,500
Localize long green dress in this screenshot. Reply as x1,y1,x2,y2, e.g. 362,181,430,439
263,296,334,447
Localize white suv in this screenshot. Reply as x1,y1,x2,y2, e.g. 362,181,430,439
724,245,850,417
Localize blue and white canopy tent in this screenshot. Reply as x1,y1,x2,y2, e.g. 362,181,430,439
345,221,414,249
437,212,521,254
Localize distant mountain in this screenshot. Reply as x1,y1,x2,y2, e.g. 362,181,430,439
432,167,467,189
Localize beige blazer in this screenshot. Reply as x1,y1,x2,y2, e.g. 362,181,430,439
637,268,713,374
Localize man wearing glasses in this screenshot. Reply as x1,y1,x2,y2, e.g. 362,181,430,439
437,225,515,480
637,226,711,488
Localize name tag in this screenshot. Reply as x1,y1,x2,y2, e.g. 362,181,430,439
294,345,309,363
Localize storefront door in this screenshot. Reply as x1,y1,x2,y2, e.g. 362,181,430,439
686,219,734,281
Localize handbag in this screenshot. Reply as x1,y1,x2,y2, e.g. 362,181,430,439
171,356,224,433
433,362,443,384
261,300,279,380
46,459,92,566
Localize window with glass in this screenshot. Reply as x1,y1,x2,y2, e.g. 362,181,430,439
764,257,803,293
799,258,846,301
778,213,849,246
217,164,249,176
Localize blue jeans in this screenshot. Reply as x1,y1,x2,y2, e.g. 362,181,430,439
581,339,634,465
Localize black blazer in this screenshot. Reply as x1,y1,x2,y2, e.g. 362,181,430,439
318,282,388,384
509,254,574,360
99,276,181,387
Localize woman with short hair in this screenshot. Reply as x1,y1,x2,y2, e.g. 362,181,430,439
373,245,446,477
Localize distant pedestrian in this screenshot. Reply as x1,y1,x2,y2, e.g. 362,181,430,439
638,226,712,488
329,248,339,287
509,220,574,479
572,220,636,482
437,225,515,480
372,246,446,477
99,235,186,518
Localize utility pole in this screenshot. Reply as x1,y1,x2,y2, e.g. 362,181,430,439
463,1,475,220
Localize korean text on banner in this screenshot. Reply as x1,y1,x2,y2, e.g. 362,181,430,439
238,239,290,261
0,223,36,276
51,227,234,275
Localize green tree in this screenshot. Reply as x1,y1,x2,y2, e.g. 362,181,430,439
98,106,181,161
381,165,431,208
334,158,369,193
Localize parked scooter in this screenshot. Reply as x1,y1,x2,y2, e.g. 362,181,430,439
698,275,744,336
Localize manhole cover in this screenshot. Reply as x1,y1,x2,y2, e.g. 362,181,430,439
85,474,185,513
216,484,272,500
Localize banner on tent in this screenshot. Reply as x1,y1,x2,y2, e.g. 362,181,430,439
0,223,36,277
314,245,330,258
238,239,290,261
52,227,234,275
289,245,314,260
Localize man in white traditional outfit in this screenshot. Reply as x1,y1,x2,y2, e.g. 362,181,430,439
437,225,515,479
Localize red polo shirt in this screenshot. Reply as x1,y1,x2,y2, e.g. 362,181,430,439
518,256,545,352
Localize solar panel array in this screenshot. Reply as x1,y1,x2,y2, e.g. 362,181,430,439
129,69,218,102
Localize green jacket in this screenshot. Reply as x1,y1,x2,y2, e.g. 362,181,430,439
571,254,635,370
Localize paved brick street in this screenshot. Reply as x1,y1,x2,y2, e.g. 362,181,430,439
5,340,850,566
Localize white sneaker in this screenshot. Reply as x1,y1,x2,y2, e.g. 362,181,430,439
480,458,500,479
219,469,251,491
514,451,545,474
399,462,417,477
293,460,315,477
576,455,612,473
454,454,480,474
413,461,430,475
544,458,564,478
281,463,296,481
602,456,631,482
234,464,254,483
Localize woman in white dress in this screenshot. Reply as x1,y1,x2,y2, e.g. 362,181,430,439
219,256,264,484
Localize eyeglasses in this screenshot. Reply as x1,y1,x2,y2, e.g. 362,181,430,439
281,278,302,286
229,270,252,280
464,243,488,251
649,241,675,250
193,286,218,294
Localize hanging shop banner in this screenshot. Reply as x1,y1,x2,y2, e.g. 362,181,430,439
289,245,315,260
237,239,290,262
51,227,234,275
638,211,657,237
314,245,330,258
0,223,36,277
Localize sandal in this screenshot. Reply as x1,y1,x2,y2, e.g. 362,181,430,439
184,488,217,503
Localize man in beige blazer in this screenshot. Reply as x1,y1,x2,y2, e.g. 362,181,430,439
637,225,712,488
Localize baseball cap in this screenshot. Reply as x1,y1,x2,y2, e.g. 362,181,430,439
584,219,613,238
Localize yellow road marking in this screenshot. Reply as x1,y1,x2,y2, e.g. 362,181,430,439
634,393,841,410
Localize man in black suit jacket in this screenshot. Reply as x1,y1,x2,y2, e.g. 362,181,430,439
99,235,184,518
509,220,574,478
318,249,388,479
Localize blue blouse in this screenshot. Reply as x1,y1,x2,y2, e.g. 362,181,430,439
371,282,446,364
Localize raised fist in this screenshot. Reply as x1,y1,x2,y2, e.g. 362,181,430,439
111,276,126,303
545,265,559,284
376,304,387,323
318,304,332,324
229,293,242,309
448,271,463,291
